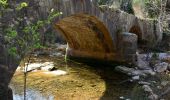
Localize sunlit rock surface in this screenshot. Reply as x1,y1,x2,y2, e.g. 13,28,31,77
17,62,56,72
43,70,67,76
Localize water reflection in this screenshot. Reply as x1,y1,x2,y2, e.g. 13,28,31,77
11,86,54,100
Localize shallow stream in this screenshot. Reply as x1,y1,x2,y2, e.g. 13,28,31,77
10,55,135,100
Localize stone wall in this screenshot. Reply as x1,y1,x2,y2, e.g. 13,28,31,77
54,0,162,63
34,0,162,47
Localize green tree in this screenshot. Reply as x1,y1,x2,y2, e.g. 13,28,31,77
0,1,61,99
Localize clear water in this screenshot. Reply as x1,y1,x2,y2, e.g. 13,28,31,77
11,86,54,100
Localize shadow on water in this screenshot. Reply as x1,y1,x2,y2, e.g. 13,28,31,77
88,64,135,100
70,58,136,100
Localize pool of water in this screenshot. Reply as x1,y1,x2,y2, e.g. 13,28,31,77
10,55,135,99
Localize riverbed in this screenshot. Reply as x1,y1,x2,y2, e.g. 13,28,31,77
10,54,135,100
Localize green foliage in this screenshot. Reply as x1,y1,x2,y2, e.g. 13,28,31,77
47,11,62,24
8,47,17,57
20,2,28,7
144,0,161,18
2,0,61,57
16,2,28,10
21,11,62,50
4,28,18,56
0,0,8,7
6,28,17,39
